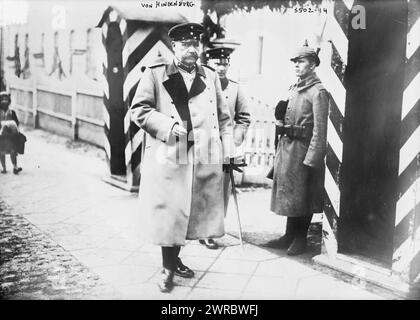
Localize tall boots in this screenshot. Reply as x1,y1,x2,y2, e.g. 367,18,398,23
265,217,295,249
265,215,313,256
159,247,178,293
286,215,313,256
159,246,195,293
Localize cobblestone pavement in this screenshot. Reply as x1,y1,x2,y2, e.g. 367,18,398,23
0,201,118,300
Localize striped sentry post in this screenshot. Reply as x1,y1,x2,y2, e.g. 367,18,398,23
98,6,185,190
122,23,175,188
392,0,420,283
99,8,114,174
318,0,353,257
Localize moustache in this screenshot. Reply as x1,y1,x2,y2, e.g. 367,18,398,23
184,52,199,59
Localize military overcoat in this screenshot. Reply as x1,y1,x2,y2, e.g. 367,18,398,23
271,72,329,217
130,61,233,246
221,79,251,213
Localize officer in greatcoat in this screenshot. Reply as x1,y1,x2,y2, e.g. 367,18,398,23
130,23,234,293
198,46,251,250
265,46,329,256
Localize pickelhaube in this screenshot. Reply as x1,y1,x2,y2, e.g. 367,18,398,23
290,46,320,66
168,23,204,41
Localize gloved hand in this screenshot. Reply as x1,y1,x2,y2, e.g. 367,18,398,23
171,123,187,137
275,100,288,120
223,156,247,173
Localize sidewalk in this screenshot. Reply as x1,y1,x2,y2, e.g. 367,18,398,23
0,127,399,299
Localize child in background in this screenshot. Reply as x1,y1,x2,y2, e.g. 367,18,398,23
0,91,25,174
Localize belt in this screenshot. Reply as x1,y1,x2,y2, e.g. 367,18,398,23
277,124,313,140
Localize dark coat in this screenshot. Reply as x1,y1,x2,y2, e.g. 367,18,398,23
270,72,329,217
0,109,26,154
130,61,233,246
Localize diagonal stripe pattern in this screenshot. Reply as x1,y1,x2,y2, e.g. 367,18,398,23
392,0,420,282
122,24,174,188
101,12,113,165
317,0,351,258
100,7,176,189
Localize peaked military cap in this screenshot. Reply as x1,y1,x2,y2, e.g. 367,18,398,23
168,23,204,41
205,47,235,64
290,46,320,66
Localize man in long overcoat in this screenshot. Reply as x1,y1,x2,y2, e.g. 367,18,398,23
266,46,329,256
130,23,234,292
198,46,251,250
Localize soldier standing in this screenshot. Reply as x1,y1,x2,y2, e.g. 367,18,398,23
130,23,235,293
265,46,329,256
199,46,251,250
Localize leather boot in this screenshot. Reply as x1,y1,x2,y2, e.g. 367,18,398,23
158,268,175,293
286,215,312,256
199,239,219,250
175,258,195,278
286,236,307,256
265,217,295,249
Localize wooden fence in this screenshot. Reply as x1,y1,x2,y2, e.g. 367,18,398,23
9,80,105,148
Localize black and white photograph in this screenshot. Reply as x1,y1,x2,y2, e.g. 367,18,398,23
0,0,419,304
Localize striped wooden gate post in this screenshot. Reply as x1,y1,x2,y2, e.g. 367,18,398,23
314,0,420,295
318,0,353,258
99,8,126,181
391,0,420,285
98,6,186,191
121,21,176,189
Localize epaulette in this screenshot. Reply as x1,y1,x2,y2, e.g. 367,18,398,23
149,63,166,69
202,64,215,72
314,82,327,92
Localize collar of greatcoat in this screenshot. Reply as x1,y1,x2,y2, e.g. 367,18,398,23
164,60,208,100
295,71,321,92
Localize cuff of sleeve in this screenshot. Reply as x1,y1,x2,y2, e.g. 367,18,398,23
303,156,321,168
145,111,178,143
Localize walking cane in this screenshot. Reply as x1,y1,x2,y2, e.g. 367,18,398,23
230,170,244,250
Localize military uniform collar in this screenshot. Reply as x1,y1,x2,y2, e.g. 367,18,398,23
294,72,321,92
167,60,206,78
